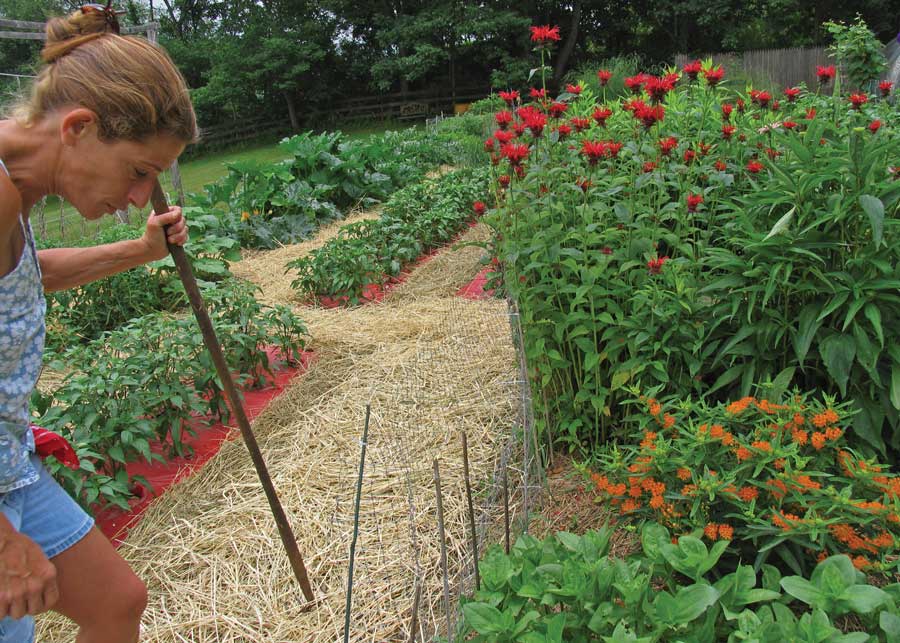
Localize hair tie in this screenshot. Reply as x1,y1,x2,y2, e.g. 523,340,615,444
80,2,125,34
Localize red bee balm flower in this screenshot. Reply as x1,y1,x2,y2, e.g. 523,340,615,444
548,101,568,118
849,94,868,109
498,90,519,106
498,175,510,188
869,120,882,134
686,194,704,212
643,161,657,173
644,75,676,102
683,59,702,80
749,89,771,108
805,107,816,120
721,103,733,120
529,87,546,100
683,149,696,164
647,256,669,274
484,138,495,152
816,65,836,84
555,124,572,139
581,140,606,165
570,117,590,133
879,81,893,97
592,107,613,126
473,201,486,216
624,75,647,94
494,129,516,145
597,69,612,86
782,121,798,130
714,159,727,171
565,83,582,95
783,87,801,102
659,136,678,156
501,143,530,166
530,25,561,45
634,103,665,128
721,125,736,139
605,141,623,158
703,66,724,86
746,160,764,173
494,111,514,129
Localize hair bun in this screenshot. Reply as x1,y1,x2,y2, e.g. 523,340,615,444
42,9,116,63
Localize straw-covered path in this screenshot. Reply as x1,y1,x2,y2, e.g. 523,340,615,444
37,207,521,642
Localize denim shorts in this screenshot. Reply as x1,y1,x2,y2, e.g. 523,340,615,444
0,454,94,642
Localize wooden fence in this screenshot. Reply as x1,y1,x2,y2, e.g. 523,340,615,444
675,46,837,89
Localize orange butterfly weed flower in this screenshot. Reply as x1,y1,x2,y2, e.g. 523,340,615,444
792,429,808,445
647,398,662,417
721,432,735,446
811,432,826,450
793,413,805,426
718,524,734,539
663,413,676,429
812,409,839,427
681,484,698,496
649,494,665,509
852,555,871,571
621,499,640,513
735,447,752,461
676,468,692,481
825,427,843,441
751,440,772,452
726,397,755,415
704,523,719,540
737,486,759,501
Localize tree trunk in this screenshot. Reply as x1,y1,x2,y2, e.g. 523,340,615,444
553,1,582,87
284,92,299,131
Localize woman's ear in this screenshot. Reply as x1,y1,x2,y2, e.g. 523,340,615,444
59,108,99,146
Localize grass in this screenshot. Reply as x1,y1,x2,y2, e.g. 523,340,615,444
34,119,412,246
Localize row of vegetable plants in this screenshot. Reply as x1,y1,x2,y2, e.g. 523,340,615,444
457,19,900,642
33,278,307,511
462,525,900,642
287,167,490,305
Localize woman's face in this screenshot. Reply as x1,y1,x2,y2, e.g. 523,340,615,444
57,108,186,219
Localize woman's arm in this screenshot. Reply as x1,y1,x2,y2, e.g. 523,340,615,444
37,207,187,293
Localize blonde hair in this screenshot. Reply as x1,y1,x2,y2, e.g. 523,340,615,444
12,8,198,143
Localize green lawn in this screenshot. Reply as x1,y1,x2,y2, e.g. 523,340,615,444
35,120,410,246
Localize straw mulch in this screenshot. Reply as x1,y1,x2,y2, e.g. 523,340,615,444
37,216,521,642
230,207,382,307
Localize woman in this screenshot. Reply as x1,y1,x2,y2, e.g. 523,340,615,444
0,4,197,642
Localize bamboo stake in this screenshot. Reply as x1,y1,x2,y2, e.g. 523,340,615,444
343,404,371,643
502,465,510,554
407,581,422,643
461,431,479,591
150,181,314,603
433,458,452,640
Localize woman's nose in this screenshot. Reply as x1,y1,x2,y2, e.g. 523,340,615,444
128,179,154,209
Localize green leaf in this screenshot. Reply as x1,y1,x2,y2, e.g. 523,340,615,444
839,585,889,614
780,576,826,608
671,584,720,623
763,206,795,240
880,611,900,642
462,602,505,635
891,364,900,411
819,333,857,397
864,303,884,346
859,195,884,246
793,304,822,366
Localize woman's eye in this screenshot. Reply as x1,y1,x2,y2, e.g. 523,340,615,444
135,169,148,178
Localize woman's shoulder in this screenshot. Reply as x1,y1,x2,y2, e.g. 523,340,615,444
0,166,22,229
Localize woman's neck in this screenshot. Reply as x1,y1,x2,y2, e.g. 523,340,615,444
0,118,62,215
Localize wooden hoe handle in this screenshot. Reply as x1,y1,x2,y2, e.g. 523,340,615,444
151,181,315,603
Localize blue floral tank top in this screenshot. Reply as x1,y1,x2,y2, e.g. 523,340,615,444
0,158,44,493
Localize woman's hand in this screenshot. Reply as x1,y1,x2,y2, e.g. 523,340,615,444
0,529,59,619
141,206,188,261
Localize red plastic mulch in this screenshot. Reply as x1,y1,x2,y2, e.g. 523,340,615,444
456,266,496,300
94,347,316,547
316,220,480,309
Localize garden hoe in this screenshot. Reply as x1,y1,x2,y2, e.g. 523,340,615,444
150,180,315,604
